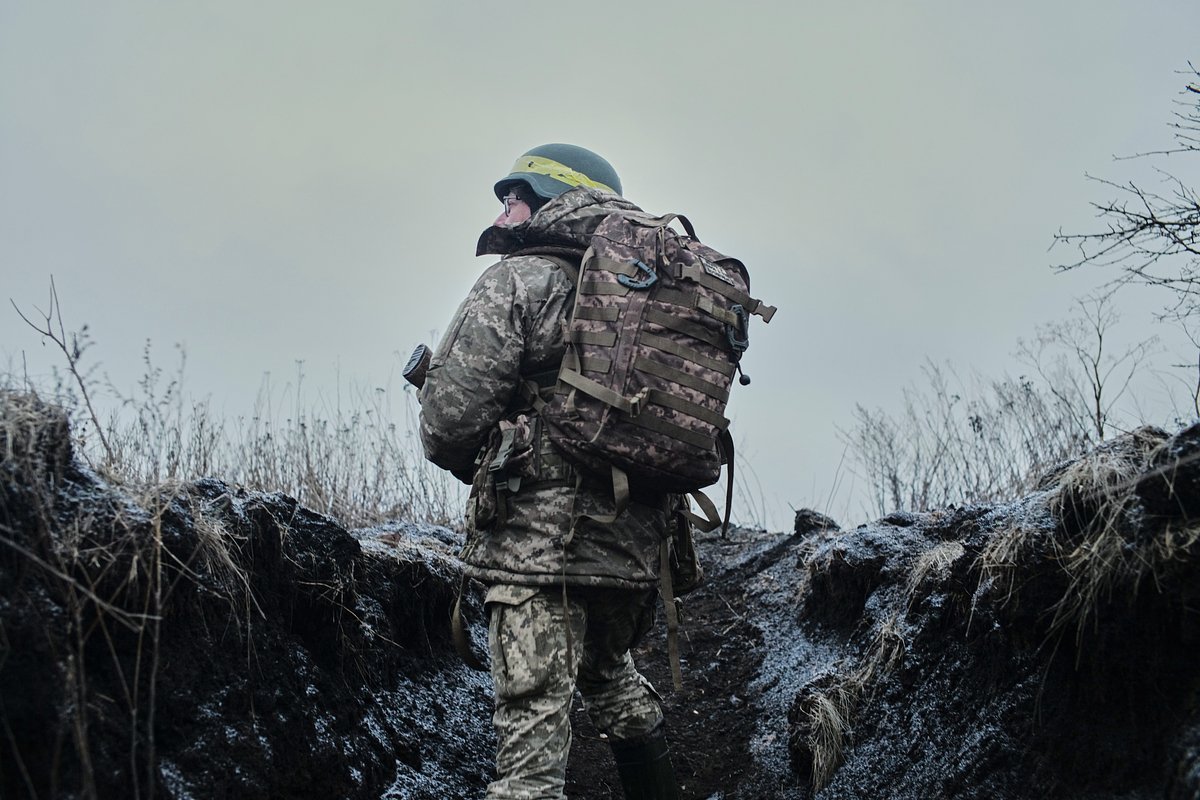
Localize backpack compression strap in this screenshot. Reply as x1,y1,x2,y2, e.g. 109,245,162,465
675,431,735,537
659,537,684,692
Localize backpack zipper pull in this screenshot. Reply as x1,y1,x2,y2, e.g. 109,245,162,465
735,361,751,386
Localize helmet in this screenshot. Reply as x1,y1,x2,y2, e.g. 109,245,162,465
493,143,622,202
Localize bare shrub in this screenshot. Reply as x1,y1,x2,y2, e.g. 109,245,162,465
846,361,1093,517
1017,295,1158,442
1053,66,1200,419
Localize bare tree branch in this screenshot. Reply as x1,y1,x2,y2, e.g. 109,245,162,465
11,278,115,463
1053,65,1200,323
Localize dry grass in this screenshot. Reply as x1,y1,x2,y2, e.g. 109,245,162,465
906,540,966,600
797,423,1200,793
1050,430,1158,523
802,680,856,790
857,612,907,691
974,525,1035,611
969,426,1200,649
93,348,463,528
1045,428,1167,643
4,344,462,531
1146,518,1200,575
3,392,147,798
7,283,463,529
799,610,907,791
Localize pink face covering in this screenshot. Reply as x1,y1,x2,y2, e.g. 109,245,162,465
494,192,533,227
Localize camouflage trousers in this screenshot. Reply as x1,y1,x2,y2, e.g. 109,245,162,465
484,583,663,800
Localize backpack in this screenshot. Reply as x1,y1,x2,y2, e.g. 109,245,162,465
452,211,774,685
520,209,776,533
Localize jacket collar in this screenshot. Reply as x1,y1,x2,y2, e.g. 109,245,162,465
476,186,642,257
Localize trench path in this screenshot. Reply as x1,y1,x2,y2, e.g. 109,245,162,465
562,528,814,800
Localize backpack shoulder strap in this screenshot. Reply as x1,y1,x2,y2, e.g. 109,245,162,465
506,245,585,289
503,246,585,407
539,254,579,289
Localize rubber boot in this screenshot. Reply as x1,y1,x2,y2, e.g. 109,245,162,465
609,726,682,800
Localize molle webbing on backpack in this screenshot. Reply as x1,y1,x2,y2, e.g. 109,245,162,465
537,210,776,512
562,351,613,374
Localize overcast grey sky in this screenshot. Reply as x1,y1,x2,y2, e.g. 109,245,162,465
3,1,1198,529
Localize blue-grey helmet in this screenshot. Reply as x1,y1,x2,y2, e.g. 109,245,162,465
493,143,622,202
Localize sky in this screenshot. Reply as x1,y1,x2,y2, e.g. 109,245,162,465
2,1,1198,530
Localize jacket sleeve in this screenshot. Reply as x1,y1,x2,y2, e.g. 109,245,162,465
419,261,528,478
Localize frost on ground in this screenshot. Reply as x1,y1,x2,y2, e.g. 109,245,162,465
566,427,1200,800
3,390,1199,799
0,391,493,800
779,427,1200,800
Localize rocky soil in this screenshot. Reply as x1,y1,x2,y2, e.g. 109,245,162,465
3,392,1199,799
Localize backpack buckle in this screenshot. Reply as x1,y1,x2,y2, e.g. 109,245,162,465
628,388,650,417
489,427,517,474
725,304,750,352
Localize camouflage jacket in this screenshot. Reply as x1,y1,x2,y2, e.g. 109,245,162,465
420,188,670,590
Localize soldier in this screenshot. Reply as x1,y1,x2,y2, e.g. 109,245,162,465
420,143,683,799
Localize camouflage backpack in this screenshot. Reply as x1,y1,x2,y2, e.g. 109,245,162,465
521,209,776,532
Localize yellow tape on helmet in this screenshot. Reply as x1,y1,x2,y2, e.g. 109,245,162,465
510,155,616,194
